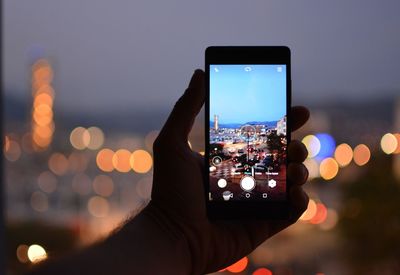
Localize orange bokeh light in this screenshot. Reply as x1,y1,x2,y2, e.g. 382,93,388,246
33,124,54,139
112,149,132,173
93,175,114,197
225,257,248,273
48,153,69,176
319,158,339,180
393,133,400,154
334,143,353,167
32,62,53,85
34,93,53,108
32,133,51,148
96,149,115,172
299,199,317,221
33,84,54,97
130,149,153,173
33,112,53,127
4,135,10,152
353,144,371,166
310,203,328,224
253,267,273,275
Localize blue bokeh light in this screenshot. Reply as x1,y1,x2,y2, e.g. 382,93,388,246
315,133,336,159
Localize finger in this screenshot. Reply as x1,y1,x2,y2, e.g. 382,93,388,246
287,163,308,185
158,70,205,143
288,140,308,162
288,185,309,222
291,106,310,132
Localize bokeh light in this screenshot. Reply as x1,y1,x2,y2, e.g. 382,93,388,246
88,196,110,218
27,244,47,263
30,191,49,212
96,149,115,172
319,158,339,180
353,144,371,166
4,140,21,162
225,257,249,273
394,133,400,154
310,203,328,224
380,133,398,154
315,133,336,158
253,267,273,275
87,127,105,150
4,135,10,152
48,153,69,176
37,171,58,193
299,199,317,221
34,93,53,108
334,143,353,167
68,152,89,173
93,175,114,197
112,149,132,173
130,149,153,173
303,158,319,180
320,208,339,230
302,135,321,158
70,127,90,150
16,244,29,263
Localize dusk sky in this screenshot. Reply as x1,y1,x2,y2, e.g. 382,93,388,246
4,0,400,114
210,65,286,124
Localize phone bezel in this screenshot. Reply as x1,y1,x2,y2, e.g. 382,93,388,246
204,46,292,219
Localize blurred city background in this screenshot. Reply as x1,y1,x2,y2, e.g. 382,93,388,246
3,0,400,274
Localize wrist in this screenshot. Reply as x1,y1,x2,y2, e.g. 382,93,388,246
118,202,192,275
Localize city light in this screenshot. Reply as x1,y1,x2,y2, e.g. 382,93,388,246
4,135,10,152
96,148,115,172
310,203,328,224
130,149,153,173
315,133,336,158
353,144,371,166
31,59,54,151
88,196,110,218
319,158,339,180
222,257,249,273
37,171,58,193
30,191,49,212
253,268,273,275
4,140,21,162
16,244,29,263
320,208,339,231
93,175,114,197
48,153,69,176
87,127,105,150
302,135,321,158
70,127,90,150
112,149,132,173
303,158,319,180
334,143,353,167
299,199,317,221
27,244,47,263
394,133,400,154
380,133,398,154
68,152,89,173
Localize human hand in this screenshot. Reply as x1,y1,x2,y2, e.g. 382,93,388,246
144,69,310,274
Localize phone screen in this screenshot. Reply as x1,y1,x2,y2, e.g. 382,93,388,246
208,64,287,202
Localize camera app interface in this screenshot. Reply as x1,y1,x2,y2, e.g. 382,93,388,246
209,65,287,201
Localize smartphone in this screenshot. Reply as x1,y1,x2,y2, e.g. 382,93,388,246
205,46,291,219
